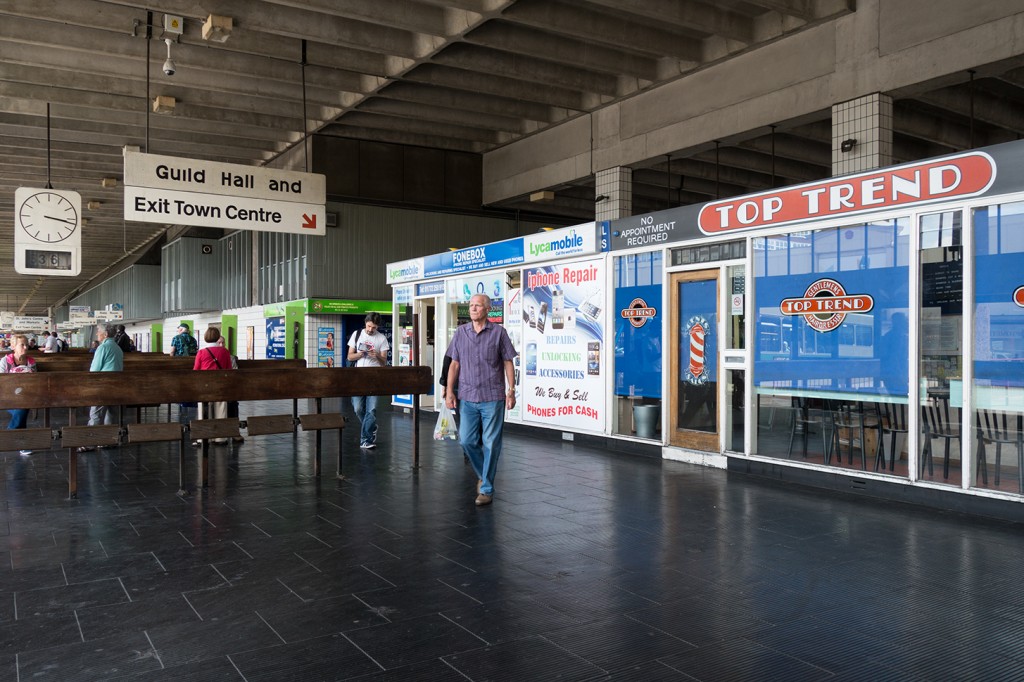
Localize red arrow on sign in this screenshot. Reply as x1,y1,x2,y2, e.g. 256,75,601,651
302,214,317,230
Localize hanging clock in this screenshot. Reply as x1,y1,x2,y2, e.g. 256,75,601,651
13,187,82,276
16,189,81,243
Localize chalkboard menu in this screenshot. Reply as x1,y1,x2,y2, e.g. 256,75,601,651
922,260,962,315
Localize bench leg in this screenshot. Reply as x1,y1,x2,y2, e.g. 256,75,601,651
67,406,78,499
178,431,188,496
342,421,350,481
413,393,420,467
201,439,209,488
293,399,299,438
68,448,78,499
313,395,321,475
314,398,322,477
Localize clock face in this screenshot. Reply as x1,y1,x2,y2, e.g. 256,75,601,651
18,191,80,243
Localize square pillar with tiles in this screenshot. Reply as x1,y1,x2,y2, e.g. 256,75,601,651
832,93,893,176
595,167,632,221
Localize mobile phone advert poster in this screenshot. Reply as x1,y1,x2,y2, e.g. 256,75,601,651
521,257,606,432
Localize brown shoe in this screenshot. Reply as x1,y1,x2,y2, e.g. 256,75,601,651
475,493,492,506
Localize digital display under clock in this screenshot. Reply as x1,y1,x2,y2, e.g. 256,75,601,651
25,249,73,271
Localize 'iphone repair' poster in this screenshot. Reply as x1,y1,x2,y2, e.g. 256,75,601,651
522,257,606,433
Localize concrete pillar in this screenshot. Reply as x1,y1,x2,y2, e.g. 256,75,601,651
595,167,632,221
832,93,893,176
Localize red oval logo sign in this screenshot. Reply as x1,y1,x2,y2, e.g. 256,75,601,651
780,279,874,332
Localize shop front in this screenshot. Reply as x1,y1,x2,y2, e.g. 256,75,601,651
387,223,610,434
609,140,1024,506
385,139,1024,508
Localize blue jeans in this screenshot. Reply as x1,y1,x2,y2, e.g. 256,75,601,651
459,400,505,496
7,409,28,430
88,405,115,427
352,395,378,445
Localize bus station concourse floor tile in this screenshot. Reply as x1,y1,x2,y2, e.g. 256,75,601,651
1,399,1022,680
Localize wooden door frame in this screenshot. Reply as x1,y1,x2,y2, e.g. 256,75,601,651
669,269,720,451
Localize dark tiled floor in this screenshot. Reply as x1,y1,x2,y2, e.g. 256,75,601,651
2,399,1024,680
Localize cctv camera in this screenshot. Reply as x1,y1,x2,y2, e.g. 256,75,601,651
162,38,175,76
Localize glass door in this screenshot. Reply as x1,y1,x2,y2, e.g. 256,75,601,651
670,270,720,451
918,210,963,486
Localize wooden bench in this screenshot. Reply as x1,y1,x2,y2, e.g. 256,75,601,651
24,357,307,425
0,366,432,498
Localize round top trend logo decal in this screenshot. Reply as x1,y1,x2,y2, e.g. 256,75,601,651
779,278,874,332
620,298,657,328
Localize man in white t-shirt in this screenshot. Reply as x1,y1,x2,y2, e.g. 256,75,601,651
347,312,390,449
42,331,58,353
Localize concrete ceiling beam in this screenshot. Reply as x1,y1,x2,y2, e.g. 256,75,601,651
633,167,749,199
463,22,660,81
380,82,555,123
688,146,828,185
355,99,524,134
895,101,1018,150
97,0,422,58
582,0,755,43
260,0,450,36
916,85,1024,137
404,64,585,110
334,111,502,144
319,127,480,154
734,136,831,174
744,0,824,22
0,110,288,155
433,43,620,96
501,0,703,62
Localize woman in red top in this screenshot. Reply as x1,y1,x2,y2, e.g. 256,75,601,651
2,334,37,455
193,327,234,444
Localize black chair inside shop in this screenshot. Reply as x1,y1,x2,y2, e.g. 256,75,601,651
921,396,960,480
975,409,1024,491
829,401,879,470
788,397,831,460
874,402,908,473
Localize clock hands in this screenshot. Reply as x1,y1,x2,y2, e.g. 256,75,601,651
45,215,77,226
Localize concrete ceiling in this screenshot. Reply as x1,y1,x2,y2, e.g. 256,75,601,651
1,0,1021,317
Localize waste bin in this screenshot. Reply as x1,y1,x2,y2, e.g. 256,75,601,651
633,404,660,440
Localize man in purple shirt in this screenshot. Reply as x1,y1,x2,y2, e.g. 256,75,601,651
445,293,517,506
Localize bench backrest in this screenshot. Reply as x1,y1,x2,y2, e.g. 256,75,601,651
0,366,431,409
23,356,307,372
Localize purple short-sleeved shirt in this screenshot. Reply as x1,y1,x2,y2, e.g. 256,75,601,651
446,321,518,403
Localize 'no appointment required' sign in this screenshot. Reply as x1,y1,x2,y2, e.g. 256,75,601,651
124,151,326,236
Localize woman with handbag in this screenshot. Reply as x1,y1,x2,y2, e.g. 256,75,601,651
193,327,235,445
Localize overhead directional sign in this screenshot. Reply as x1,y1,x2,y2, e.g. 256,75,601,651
124,151,326,236
13,316,50,330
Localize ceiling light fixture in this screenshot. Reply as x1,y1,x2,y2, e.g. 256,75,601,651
202,15,233,42
530,190,555,203
101,177,118,188
87,201,103,210
152,95,176,114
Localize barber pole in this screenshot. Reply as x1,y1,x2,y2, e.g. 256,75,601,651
685,316,711,385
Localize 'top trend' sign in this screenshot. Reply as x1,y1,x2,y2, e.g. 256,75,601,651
123,151,326,236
